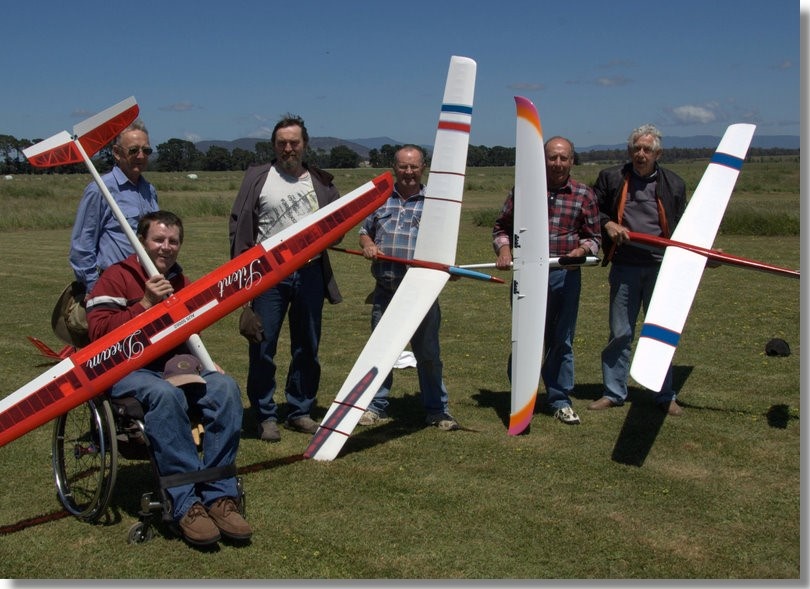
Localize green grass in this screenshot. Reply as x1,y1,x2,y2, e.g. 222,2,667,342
0,161,801,579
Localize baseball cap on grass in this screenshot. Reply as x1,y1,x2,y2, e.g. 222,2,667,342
164,354,207,386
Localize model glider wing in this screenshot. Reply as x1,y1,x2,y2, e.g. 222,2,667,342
626,232,799,279
27,337,74,361
329,247,504,283
304,269,449,461
507,96,549,435
305,55,476,461
23,97,138,167
629,123,756,392
73,96,139,160
459,256,600,270
0,174,393,448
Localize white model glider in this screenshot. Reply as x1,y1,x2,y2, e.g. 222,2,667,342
304,55,477,461
629,123,756,392
505,96,549,435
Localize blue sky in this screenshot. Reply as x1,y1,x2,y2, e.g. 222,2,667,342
2,0,801,150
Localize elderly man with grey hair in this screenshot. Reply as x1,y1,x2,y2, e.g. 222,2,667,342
589,124,688,416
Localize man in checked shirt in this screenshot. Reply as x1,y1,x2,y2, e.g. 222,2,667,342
492,136,601,425
356,144,460,432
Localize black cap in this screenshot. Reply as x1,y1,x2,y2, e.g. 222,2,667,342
765,338,791,357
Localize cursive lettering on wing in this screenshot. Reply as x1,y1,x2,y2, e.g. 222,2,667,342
85,332,146,369
217,259,263,298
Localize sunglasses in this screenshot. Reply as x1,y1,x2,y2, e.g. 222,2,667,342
124,146,153,156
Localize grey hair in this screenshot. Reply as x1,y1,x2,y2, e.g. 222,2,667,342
114,118,149,146
627,124,662,152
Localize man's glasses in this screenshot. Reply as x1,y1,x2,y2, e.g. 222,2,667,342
125,146,153,156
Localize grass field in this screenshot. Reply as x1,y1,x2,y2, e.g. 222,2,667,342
0,160,801,579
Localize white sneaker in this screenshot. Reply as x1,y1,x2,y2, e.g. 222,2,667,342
554,406,581,425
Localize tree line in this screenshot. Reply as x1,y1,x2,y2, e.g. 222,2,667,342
0,133,798,175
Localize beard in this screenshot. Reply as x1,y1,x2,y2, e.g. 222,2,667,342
277,153,303,176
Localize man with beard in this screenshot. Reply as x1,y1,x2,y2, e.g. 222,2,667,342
229,114,342,442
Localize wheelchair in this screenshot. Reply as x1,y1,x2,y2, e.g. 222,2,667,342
51,393,245,544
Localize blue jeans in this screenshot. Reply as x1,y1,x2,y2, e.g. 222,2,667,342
366,284,450,417
111,367,243,521
543,268,581,411
601,263,676,405
247,261,324,423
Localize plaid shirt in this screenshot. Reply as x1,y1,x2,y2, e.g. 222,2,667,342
492,177,601,257
359,186,425,287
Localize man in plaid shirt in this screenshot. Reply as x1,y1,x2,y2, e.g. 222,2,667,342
492,136,601,425
356,144,460,431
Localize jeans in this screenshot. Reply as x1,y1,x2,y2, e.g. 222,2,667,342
543,268,582,411
601,263,676,405
111,367,243,521
366,284,450,417
247,261,324,423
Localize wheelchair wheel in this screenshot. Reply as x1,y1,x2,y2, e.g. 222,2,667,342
127,521,154,544
52,397,118,522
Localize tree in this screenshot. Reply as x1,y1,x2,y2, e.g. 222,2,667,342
255,141,274,164
203,145,232,171
155,138,201,172
368,148,382,168
329,145,360,168
231,147,257,171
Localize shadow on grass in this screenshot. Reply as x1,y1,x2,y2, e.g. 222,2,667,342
335,391,436,457
603,365,693,467
474,367,694,465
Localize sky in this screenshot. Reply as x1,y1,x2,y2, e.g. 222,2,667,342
1,0,802,150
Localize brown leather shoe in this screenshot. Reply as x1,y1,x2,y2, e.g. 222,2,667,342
587,397,618,411
178,502,221,546
208,497,252,541
658,400,683,416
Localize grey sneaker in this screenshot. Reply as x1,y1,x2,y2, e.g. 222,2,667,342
258,419,281,442
554,406,581,425
285,415,319,434
358,410,387,426
425,413,460,431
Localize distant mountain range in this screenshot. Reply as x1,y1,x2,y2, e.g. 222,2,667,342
194,134,799,157
194,137,401,160
580,135,800,151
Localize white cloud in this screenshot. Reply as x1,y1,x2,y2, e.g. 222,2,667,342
248,126,274,139
595,76,631,87
670,105,717,124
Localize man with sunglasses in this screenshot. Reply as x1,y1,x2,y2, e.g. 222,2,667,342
69,119,159,297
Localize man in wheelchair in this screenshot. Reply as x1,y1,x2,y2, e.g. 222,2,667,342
86,210,252,547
